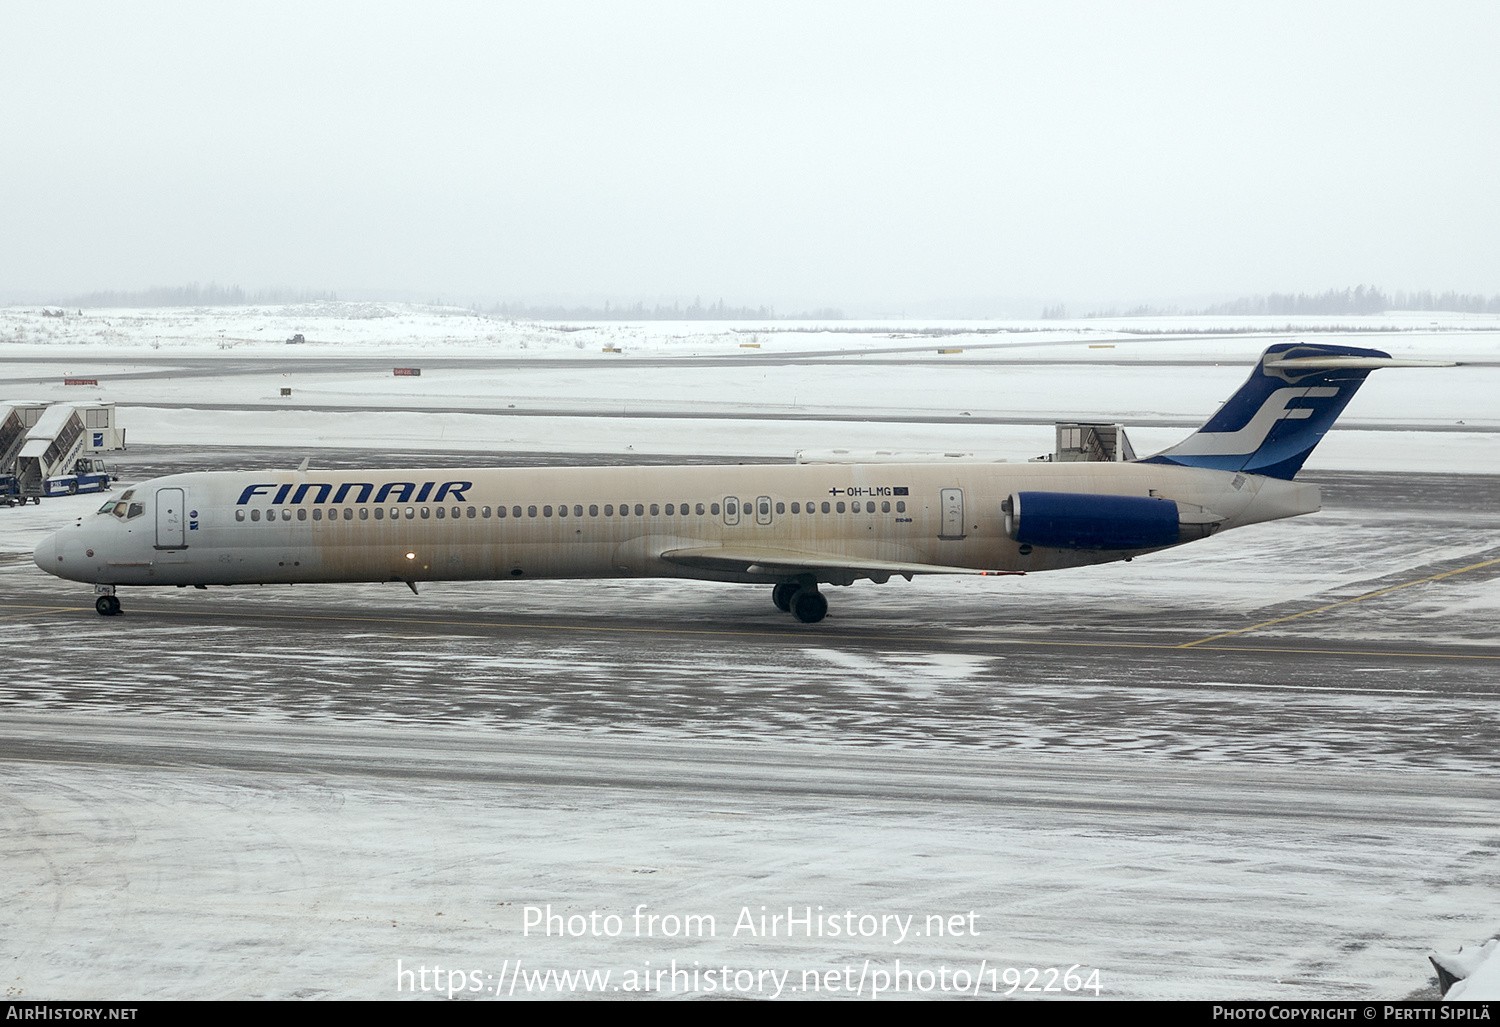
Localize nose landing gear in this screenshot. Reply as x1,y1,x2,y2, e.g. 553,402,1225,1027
95,595,122,616
771,582,828,623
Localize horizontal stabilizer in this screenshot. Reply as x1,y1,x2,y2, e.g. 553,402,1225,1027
1264,356,1457,370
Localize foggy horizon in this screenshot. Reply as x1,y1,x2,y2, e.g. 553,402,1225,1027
4,2,1498,310
18,281,1500,322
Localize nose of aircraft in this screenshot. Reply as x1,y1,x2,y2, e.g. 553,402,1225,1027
33,533,56,574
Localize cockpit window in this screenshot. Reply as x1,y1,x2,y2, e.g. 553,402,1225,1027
101,489,141,518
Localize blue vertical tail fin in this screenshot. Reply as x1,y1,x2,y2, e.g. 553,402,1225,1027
1142,343,1442,480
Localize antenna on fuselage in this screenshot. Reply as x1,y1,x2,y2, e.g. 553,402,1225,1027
296,456,310,473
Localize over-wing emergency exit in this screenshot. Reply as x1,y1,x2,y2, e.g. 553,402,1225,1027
34,343,1451,622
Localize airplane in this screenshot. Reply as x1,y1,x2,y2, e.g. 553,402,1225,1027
33,342,1450,621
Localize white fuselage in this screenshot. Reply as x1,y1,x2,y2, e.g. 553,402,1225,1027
35,461,1320,589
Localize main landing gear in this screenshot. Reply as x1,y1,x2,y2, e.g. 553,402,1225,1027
95,594,122,616
772,582,828,624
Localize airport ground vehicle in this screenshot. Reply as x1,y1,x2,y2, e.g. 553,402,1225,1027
42,457,112,498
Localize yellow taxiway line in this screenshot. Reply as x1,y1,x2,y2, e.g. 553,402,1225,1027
0,605,88,620
1178,555,1500,649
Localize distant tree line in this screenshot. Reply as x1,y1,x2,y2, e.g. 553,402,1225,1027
487,297,843,320
48,284,840,320
1046,286,1500,319
1200,286,1500,316
62,283,338,307
1043,303,1175,319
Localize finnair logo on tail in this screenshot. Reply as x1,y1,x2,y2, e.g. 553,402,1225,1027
1169,387,1338,458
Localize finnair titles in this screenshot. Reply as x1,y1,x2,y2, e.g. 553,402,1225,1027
35,344,1449,622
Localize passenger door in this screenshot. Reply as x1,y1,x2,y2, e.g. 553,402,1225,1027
155,487,187,549
938,487,966,540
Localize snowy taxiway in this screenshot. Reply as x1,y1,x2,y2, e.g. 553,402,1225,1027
1,308,1497,999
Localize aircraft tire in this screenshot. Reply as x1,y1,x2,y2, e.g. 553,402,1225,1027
95,595,121,617
790,589,828,624
772,583,797,612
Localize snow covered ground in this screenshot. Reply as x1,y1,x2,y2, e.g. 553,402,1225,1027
2,304,1497,1001
5,302,1500,360
2,303,1495,474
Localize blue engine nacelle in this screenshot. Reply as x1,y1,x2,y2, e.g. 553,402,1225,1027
1003,491,1198,550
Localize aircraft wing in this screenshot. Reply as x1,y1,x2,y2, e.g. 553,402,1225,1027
658,544,1020,579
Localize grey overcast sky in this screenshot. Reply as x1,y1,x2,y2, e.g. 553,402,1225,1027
3,1,1498,310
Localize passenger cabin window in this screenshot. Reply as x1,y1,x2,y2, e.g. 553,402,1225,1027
821,502,831,513
235,509,246,521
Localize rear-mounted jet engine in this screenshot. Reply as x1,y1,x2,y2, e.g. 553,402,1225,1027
1003,491,1223,550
